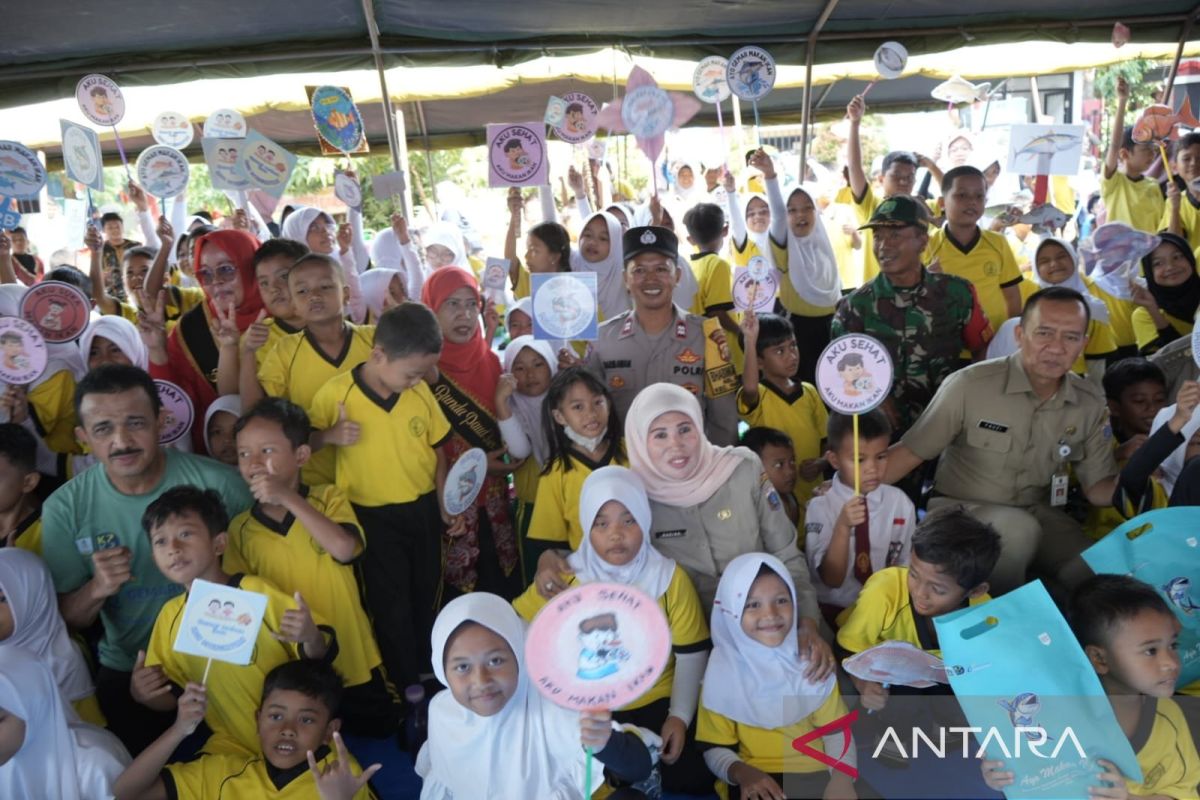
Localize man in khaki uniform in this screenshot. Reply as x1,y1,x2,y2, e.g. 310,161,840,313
583,226,739,446
884,286,1119,593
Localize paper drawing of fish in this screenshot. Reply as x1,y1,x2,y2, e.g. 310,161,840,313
1017,203,1070,233
875,46,905,74
842,640,948,689
1015,132,1081,161
931,76,991,105
1162,577,1200,615
1133,97,1200,143
1078,223,1161,276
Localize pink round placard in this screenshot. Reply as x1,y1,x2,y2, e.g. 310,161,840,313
20,281,91,343
0,317,48,385
525,582,670,711
815,333,894,415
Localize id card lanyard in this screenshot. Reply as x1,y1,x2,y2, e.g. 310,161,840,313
1050,438,1071,507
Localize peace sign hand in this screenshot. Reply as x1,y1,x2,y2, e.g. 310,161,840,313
209,300,240,348
308,731,382,800
137,289,169,350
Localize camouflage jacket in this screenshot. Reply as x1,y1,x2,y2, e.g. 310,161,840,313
831,268,992,432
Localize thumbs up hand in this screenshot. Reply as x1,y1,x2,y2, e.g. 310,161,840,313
323,402,361,447
249,456,292,507
274,592,328,658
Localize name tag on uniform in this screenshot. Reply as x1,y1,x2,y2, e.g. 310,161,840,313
977,420,1009,433
1051,474,1069,507
654,529,686,540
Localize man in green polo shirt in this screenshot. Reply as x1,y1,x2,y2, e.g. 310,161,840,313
41,364,252,753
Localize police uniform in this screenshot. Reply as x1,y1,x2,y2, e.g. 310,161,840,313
900,352,1118,594
585,226,739,446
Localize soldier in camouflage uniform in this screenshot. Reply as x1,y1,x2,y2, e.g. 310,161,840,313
831,195,993,434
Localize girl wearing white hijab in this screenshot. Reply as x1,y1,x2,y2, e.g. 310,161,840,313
201,394,242,466
369,218,426,301
496,336,557,579
622,384,833,677
280,206,365,322
356,268,408,324
0,549,104,726
697,553,854,800
986,238,1117,384
79,315,148,371
513,465,714,795
422,222,471,274
0,646,130,800
569,211,630,321
416,592,651,799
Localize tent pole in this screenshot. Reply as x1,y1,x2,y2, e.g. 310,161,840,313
1163,6,1199,105
359,0,402,175
415,100,438,218
800,0,841,182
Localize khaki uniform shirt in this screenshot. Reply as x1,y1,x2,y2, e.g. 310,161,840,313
647,455,819,620
585,306,739,446
901,353,1117,507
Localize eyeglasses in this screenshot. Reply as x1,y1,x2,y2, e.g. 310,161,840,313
196,264,239,284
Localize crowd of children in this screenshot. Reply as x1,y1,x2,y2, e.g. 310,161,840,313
0,77,1198,800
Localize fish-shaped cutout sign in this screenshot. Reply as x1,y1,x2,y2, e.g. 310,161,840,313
1132,97,1200,143
1017,203,1071,234
842,640,949,689
931,75,991,105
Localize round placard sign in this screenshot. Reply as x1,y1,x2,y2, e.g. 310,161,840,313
0,317,48,386
155,380,195,445
19,281,91,343
444,447,488,516
815,334,894,414
726,46,777,101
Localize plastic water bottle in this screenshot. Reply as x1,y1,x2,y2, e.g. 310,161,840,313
404,684,428,754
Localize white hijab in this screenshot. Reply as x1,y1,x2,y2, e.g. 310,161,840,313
423,223,469,270
502,336,557,466
672,160,706,207
739,192,776,270
702,553,836,729
568,466,676,599
79,315,148,371
0,550,94,704
202,394,242,456
280,206,328,247
420,593,601,800
1032,238,1109,324
569,211,629,322
360,268,405,321
785,187,843,308
0,647,83,800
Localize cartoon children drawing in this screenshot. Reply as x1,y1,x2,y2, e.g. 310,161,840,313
576,613,631,680
206,599,222,618
38,301,65,332
837,353,873,397
221,601,235,620
503,138,530,171
90,86,114,118
1,331,30,371
565,103,587,134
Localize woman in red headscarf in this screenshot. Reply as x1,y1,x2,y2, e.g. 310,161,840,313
421,267,521,601
147,229,264,453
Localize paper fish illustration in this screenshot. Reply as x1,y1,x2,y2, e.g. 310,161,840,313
326,109,352,129
874,44,906,75
1017,203,1071,233
1014,132,1082,161
1078,223,1161,277
998,692,1053,742
1112,22,1131,48
1133,98,1200,143
1162,577,1200,615
931,76,991,105
842,641,949,689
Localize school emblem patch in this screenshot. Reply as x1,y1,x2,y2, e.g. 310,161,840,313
409,417,427,437
609,375,625,389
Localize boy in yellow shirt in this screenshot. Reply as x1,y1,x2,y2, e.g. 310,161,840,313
310,303,451,692
984,575,1199,797
1102,77,1165,235
837,505,1000,713
1164,131,1200,249
133,486,334,757
226,397,400,736
0,424,42,554
114,660,378,800
681,203,737,331
926,166,1024,328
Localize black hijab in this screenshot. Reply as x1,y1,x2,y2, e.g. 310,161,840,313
1142,232,1200,321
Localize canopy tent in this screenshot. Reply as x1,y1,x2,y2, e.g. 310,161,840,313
4,1,1199,113
10,39,1200,169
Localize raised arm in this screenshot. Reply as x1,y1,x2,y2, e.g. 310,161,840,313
1104,78,1130,180
846,95,869,202
143,217,174,302
85,226,121,315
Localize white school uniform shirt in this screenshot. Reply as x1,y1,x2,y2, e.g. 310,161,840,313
804,473,916,609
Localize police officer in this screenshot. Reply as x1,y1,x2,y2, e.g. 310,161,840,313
884,286,1119,594
582,225,739,446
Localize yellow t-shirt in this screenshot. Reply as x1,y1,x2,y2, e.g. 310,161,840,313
28,369,81,455
836,566,991,658
767,239,838,318
8,511,42,556
1160,193,1200,252
513,564,710,709
687,252,735,317
697,685,849,778
1085,276,1137,350
1123,696,1200,797
223,484,380,687
146,574,331,757
164,749,372,800
515,265,531,299
736,381,827,513
512,457,541,505
925,227,1023,329
258,324,375,485
309,367,450,507
1131,307,1193,355
528,444,627,550
244,318,303,370
1086,440,1170,540
1101,172,1165,235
